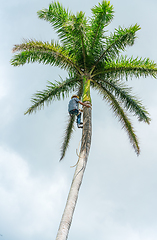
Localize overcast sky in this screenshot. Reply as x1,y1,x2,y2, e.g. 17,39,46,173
1,0,157,239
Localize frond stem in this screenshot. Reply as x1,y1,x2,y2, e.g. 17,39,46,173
81,35,87,71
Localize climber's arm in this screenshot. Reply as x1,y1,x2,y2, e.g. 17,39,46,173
78,101,91,108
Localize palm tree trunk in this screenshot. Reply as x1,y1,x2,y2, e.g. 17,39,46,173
56,103,92,240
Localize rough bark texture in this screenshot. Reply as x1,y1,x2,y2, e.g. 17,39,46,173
56,103,92,240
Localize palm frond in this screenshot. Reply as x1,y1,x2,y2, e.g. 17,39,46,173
24,77,80,115
94,56,157,80
91,24,141,72
11,40,81,73
88,0,114,57
92,78,151,124
60,84,83,160
37,1,71,41
38,2,88,69
91,81,140,155
60,115,75,161
63,11,88,70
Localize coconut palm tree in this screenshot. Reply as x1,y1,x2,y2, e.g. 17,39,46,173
11,1,157,239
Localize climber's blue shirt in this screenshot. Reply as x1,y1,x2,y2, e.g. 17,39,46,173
68,98,79,112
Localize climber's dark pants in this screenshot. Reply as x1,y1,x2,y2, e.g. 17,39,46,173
69,109,81,125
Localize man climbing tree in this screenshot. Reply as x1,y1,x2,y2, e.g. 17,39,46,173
68,95,91,128
11,1,157,240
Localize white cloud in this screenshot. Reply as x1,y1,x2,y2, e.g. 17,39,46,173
0,146,68,239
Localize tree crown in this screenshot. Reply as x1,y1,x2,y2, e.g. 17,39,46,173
11,1,157,159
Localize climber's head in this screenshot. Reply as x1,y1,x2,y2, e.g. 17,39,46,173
71,95,79,99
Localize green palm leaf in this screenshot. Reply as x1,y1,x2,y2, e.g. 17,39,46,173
62,11,88,70
11,40,81,73
93,78,151,123
88,0,114,57
96,56,157,80
24,77,80,115
92,80,140,154
38,2,88,69
37,1,71,41
60,114,76,161
91,24,141,72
